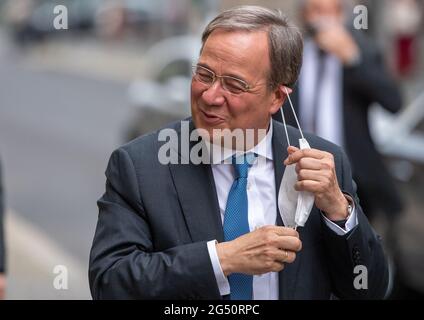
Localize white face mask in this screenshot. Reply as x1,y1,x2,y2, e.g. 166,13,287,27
277,88,315,229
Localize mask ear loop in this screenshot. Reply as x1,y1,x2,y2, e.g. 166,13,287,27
280,99,291,147
282,87,312,231
280,86,306,147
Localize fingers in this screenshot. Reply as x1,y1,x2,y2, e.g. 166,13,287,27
275,249,297,264
284,148,332,166
297,167,333,182
294,180,322,193
268,225,299,238
268,261,285,273
275,235,303,253
295,158,322,172
261,247,296,272
294,158,336,194
258,225,302,253
228,226,303,275
297,169,322,182
283,147,337,195
287,146,298,155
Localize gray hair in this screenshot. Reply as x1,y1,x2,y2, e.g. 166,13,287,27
201,5,303,89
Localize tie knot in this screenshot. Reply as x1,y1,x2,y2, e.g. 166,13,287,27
232,153,255,179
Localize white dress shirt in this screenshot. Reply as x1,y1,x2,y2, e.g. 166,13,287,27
206,121,358,299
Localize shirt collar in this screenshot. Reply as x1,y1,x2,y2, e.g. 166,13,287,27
204,120,274,165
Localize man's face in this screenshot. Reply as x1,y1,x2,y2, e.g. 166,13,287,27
191,29,283,146
303,0,343,28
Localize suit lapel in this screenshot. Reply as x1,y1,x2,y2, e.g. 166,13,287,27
169,119,303,298
272,120,303,300
272,119,288,203
168,120,224,243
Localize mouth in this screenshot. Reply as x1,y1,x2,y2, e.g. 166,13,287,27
199,109,225,125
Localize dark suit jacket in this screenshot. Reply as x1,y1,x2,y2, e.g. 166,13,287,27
89,118,389,300
0,159,5,273
273,31,403,217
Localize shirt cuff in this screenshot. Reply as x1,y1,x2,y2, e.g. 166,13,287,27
322,204,358,235
207,240,230,296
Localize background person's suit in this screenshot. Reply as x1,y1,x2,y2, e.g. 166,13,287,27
273,31,404,219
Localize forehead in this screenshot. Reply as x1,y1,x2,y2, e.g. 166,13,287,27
199,29,270,78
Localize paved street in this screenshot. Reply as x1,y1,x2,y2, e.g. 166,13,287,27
0,34,135,298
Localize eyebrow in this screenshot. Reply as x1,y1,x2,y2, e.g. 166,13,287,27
197,62,249,83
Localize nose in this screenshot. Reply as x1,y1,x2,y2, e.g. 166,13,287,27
201,80,225,106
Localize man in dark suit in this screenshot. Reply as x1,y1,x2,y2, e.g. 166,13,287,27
273,0,404,222
89,5,389,300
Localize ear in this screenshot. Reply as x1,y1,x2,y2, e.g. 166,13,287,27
269,85,293,115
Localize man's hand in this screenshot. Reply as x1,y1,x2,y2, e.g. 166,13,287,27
216,226,302,276
0,274,5,300
284,146,349,221
315,24,359,65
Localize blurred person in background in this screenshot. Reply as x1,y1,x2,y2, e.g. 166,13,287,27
384,0,423,78
273,0,404,226
0,158,6,299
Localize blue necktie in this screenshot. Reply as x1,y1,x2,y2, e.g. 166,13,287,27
223,153,255,300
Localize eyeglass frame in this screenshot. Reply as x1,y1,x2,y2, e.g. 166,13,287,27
191,64,266,94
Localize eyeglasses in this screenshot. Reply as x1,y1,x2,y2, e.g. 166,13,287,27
191,65,253,95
